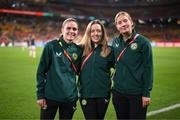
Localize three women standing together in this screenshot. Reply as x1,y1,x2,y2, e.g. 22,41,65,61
36,11,153,120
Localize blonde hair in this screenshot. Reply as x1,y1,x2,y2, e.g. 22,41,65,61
60,18,79,40
114,11,135,29
80,19,111,57
62,18,78,28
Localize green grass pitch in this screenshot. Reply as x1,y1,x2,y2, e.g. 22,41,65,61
0,47,180,119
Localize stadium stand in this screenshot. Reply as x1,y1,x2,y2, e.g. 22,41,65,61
0,0,180,46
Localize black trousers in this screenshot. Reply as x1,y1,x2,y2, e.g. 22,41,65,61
112,90,147,120
80,97,110,120
40,99,76,120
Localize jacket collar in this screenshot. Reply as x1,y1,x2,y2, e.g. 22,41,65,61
58,35,74,48
119,30,137,43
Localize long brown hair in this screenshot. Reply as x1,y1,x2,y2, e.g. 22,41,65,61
80,19,111,57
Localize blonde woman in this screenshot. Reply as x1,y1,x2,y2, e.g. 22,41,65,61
112,11,153,119
78,20,114,119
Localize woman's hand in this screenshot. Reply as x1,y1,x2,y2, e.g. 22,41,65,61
37,99,47,108
142,97,151,107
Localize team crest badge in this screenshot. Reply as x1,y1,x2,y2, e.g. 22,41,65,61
100,52,106,58
72,53,78,60
81,99,87,106
130,43,138,50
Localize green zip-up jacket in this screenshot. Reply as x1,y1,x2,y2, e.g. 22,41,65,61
36,37,82,102
79,45,114,98
112,31,153,97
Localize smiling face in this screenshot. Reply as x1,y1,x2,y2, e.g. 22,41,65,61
90,23,102,44
115,13,134,35
61,21,78,42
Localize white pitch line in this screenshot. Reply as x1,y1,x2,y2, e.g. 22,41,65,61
147,103,180,116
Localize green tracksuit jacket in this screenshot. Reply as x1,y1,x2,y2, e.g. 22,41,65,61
112,31,153,97
78,45,114,98
36,37,82,102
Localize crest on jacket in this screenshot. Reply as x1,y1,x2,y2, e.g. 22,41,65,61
72,53,78,60
81,99,87,106
130,43,138,50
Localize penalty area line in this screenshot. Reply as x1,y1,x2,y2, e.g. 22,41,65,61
147,103,180,116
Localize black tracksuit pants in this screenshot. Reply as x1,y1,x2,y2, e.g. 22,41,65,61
112,90,147,120
80,97,110,119
40,99,76,120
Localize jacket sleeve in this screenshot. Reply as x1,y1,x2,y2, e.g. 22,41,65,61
36,43,52,100
75,45,83,73
107,46,115,68
142,39,153,97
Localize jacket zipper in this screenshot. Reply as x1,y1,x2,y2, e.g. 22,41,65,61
90,51,96,78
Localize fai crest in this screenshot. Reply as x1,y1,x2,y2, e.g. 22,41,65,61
72,53,78,60
81,99,87,106
100,52,106,58
130,43,138,50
